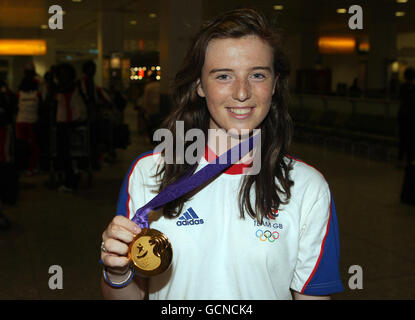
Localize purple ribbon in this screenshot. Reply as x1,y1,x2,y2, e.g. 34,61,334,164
131,133,260,228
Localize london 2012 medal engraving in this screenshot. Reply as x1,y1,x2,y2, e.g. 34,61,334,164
128,228,172,277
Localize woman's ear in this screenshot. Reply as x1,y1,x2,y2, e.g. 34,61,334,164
196,78,206,98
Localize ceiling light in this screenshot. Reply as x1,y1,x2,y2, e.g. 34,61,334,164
396,0,408,3
273,5,284,10
0,39,47,56
130,20,137,25
72,0,82,2
318,37,356,54
149,13,157,18
395,11,406,16
337,8,347,14
40,25,48,29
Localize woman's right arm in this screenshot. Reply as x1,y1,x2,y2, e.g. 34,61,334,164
101,215,148,300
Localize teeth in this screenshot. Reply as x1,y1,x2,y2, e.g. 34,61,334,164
229,108,252,115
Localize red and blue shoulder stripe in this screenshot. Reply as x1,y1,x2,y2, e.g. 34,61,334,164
115,151,156,219
287,154,344,295
301,192,344,295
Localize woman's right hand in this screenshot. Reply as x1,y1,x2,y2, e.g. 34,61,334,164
101,215,141,275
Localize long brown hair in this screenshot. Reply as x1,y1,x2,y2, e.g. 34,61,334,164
154,8,294,223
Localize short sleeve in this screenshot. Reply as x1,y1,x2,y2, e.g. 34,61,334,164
116,151,152,220
290,191,344,295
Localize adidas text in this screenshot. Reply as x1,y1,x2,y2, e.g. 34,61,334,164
176,219,204,226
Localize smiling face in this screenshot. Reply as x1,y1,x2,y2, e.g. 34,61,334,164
197,35,277,134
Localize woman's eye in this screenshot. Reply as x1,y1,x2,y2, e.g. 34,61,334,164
217,74,230,80
252,73,266,79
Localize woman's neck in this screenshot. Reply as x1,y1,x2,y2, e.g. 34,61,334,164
206,128,258,164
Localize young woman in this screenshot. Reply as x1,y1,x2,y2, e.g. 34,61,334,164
100,8,343,300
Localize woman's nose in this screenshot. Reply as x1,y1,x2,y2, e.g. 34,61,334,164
232,79,251,102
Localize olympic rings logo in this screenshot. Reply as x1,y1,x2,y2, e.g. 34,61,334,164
256,229,279,243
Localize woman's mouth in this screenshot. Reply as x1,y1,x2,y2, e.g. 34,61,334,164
226,107,255,119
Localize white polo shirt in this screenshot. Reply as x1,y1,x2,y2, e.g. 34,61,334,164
116,148,344,300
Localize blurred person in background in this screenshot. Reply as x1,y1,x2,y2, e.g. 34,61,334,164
0,80,17,231
106,82,129,161
398,67,415,166
399,67,415,205
134,84,146,135
141,71,161,145
79,60,111,170
38,65,58,171
55,63,87,192
349,78,362,97
15,63,42,176
0,80,17,163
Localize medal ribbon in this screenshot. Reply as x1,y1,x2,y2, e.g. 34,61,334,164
131,133,260,228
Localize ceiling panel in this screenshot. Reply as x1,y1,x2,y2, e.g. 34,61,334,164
0,0,413,56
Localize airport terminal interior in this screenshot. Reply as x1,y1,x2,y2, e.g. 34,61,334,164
0,0,415,299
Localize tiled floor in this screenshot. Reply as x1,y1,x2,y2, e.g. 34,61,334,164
1,104,414,299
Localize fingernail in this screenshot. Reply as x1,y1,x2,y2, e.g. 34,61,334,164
134,226,140,234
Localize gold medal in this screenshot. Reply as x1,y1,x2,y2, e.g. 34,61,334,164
128,228,173,277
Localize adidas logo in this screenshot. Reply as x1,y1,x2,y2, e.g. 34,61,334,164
176,207,204,226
